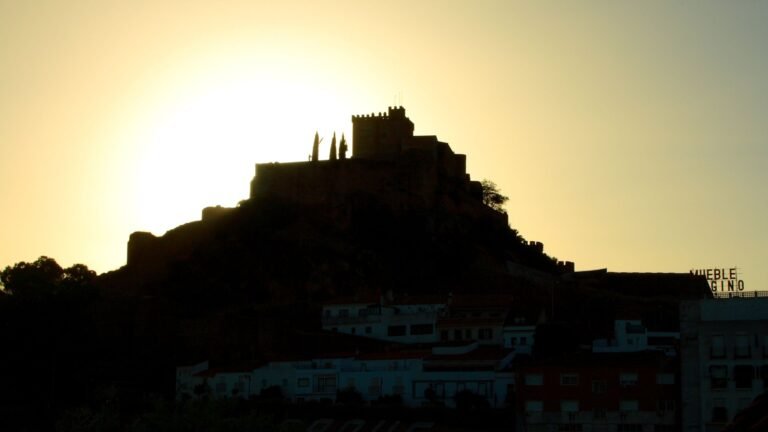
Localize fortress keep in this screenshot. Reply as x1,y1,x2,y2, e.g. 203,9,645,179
249,107,480,209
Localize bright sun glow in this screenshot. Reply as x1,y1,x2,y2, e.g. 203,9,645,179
129,59,360,235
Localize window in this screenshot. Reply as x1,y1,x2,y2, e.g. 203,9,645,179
711,335,726,358
365,326,372,334
561,400,579,412
657,400,675,413
478,328,493,340
410,324,434,335
441,330,448,341
560,374,579,386
393,377,405,395
477,382,489,397
764,335,768,358
350,327,356,334
521,336,528,345
735,334,751,358
510,337,518,346
338,309,349,318
315,375,337,393
620,372,638,387
711,398,728,423
324,309,331,317
232,381,244,395
368,377,382,397
620,400,639,412
592,380,607,394
525,373,544,386
465,329,473,339
297,378,310,388
710,365,728,389
387,325,406,336
762,365,768,387
733,365,754,389
215,382,227,394
593,408,607,420
525,400,543,412
656,373,675,385
430,382,445,398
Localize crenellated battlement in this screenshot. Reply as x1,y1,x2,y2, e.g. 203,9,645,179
351,106,407,121
351,106,414,160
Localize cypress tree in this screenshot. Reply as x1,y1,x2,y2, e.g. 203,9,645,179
329,132,337,160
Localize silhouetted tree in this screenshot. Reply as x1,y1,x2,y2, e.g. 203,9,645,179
339,134,348,160
0,257,96,298
1,256,63,298
61,263,97,291
329,132,337,160
480,179,508,212
311,132,320,162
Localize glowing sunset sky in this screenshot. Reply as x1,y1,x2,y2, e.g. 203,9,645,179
1,1,766,290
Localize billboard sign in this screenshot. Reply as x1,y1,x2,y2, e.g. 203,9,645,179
690,267,745,292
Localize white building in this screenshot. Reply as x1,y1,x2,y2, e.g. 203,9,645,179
321,295,446,344
502,310,542,354
176,342,515,408
338,351,427,406
175,361,258,400
680,294,768,432
593,319,680,356
436,295,513,346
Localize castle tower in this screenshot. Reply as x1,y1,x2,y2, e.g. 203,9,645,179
351,106,414,160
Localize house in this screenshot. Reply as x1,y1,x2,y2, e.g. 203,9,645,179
417,342,515,408
321,294,446,344
593,319,680,356
502,307,543,354
437,294,513,345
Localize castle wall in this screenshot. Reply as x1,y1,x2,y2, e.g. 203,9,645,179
249,158,443,210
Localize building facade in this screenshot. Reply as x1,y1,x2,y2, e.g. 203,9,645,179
680,296,768,432
514,352,679,432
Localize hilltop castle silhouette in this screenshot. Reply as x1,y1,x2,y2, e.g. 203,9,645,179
125,107,567,280
248,106,483,209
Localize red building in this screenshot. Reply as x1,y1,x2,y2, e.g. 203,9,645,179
514,351,678,432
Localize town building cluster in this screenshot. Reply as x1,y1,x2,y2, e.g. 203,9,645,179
171,108,768,431
177,290,768,432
